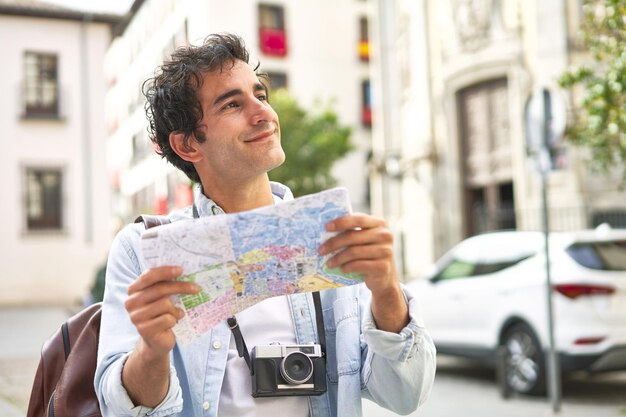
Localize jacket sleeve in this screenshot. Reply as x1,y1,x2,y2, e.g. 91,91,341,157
360,284,437,415
94,224,184,417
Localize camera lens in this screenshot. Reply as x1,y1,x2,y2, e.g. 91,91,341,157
280,351,314,385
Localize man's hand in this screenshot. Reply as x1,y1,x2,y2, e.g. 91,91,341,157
122,266,199,407
319,214,409,333
126,266,199,357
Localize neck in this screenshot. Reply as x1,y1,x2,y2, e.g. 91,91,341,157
199,174,274,213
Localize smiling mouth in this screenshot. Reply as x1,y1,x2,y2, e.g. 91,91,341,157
246,127,276,142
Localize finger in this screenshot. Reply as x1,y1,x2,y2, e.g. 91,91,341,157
126,296,183,325
129,266,183,293
320,227,393,255
326,213,386,232
333,259,393,280
326,244,393,269
127,283,199,312
128,280,199,308
134,311,179,341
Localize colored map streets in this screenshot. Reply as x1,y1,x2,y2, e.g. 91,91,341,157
140,188,363,345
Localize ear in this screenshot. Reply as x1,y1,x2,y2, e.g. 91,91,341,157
169,132,202,162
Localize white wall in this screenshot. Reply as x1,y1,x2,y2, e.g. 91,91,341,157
0,15,113,305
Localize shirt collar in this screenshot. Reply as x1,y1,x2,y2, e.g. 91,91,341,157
193,181,294,217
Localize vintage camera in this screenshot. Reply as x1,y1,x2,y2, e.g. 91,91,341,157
251,343,327,397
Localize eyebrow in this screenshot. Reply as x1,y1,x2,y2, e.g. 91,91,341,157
212,83,268,107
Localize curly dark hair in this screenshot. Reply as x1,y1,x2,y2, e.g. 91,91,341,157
143,33,260,183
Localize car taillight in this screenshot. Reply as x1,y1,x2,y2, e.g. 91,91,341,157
553,283,616,299
573,336,606,345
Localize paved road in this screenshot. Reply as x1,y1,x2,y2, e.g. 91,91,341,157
0,306,75,416
2,306,625,417
364,355,626,417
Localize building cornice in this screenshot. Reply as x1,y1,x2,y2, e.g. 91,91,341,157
0,1,122,25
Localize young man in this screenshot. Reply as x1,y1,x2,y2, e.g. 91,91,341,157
95,33,435,417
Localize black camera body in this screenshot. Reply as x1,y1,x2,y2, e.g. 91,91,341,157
251,344,327,397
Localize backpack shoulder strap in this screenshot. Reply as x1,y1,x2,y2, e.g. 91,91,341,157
26,302,102,417
27,216,172,417
53,303,102,417
134,214,172,229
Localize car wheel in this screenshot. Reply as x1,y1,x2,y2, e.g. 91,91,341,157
501,323,546,396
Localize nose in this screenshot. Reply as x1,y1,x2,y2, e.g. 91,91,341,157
249,97,275,125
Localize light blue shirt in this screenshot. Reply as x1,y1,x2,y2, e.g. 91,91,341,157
95,183,436,417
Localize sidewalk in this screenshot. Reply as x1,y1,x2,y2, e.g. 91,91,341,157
0,306,75,416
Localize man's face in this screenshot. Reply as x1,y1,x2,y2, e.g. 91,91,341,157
193,60,285,185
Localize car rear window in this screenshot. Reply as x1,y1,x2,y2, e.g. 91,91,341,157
566,240,626,271
433,255,531,281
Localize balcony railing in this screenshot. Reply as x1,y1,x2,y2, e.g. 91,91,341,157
259,28,287,57
19,82,65,120
358,40,369,61
361,106,372,127
471,205,626,234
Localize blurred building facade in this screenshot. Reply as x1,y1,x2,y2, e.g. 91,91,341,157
105,0,373,223
369,0,626,280
0,1,120,305
6,0,619,304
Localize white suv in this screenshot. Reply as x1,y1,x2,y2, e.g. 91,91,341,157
407,226,626,395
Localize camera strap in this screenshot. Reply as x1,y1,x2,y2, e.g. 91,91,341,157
312,291,326,355
226,291,325,375
227,316,253,374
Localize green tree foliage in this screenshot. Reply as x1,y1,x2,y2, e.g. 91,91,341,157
268,89,354,197
559,0,626,176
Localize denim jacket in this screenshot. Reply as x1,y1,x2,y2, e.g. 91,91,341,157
95,183,436,417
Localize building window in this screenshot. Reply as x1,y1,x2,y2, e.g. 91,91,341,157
168,171,193,210
25,168,63,230
266,71,288,91
132,129,154,165
23,52,59,117
259,4,287,57
361,79,372,127
132,184,155,215
358,16,369,61
163,21,189,61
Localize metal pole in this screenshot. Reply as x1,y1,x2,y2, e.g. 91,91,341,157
541,90,561,413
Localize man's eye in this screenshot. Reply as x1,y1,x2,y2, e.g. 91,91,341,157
224,102,239,109
257,94,268,101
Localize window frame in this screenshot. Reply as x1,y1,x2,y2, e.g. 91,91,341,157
23,166,65,233
361,79,372,127
358,16,370,61
23,51,60,118
265,71,288,91
258,4,288,57
258,4,285,30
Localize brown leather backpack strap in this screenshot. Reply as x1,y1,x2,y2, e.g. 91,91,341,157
27,302,103,417
134,214,171,229
53,303,102,417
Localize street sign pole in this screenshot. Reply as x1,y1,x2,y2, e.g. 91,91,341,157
540,89,562,414
525,87,565,413
540,161,562,414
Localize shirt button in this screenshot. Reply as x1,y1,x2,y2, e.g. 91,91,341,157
203,401,210,410
213,340,221,349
